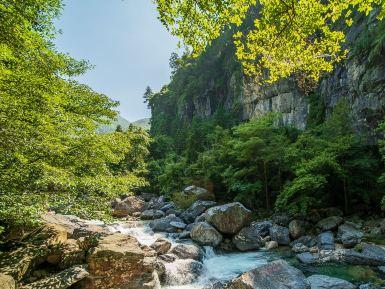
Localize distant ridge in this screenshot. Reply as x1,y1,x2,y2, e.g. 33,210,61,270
96,115,130,133
132,118,150,130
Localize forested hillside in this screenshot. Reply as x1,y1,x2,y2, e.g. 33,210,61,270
147,6,385,215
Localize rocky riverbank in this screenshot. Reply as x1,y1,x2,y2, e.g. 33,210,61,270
1,185,385,289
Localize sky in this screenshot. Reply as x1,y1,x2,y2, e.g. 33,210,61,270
54,0,179,122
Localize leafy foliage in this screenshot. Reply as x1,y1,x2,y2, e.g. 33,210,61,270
0,0,150,229
156,0,385,87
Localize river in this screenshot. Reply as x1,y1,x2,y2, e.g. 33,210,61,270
108,221,384,288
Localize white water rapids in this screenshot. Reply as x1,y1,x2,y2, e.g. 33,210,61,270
108,221,273,289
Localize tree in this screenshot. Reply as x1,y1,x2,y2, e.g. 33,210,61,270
155,0,385,88
116,124,123,132
0,0,150,229
221,114,291,209
143,86,154,107
276,101,380,214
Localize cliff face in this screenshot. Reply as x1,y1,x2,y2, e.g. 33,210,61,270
151,13,385,137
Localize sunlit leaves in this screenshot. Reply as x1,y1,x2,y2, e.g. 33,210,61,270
155,0,385,87
0,0,150,228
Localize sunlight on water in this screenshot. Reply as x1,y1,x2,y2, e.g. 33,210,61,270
163,250,270,289
111,221,270,289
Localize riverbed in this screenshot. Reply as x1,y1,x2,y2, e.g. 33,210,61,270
108,221,384,288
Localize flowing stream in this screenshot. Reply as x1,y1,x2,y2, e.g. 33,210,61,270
108,221,384,288
109,221,276,289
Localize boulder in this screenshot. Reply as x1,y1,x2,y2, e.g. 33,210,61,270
225,260,310,289
289,220,308,239
158,254,177,263
292,243,309,253
170,221,186,230
150,238,172,255
141,210,165,220
163,259,204,285
265,241,279,250
317,216,343,232
112,196,146,217
0,274,16,289
206,202,252,234
149,215,184,233
159,203,176,212
297,252,319,264
0,245,50,282
21,265,89,289
269,225,291,245
81,233,158,289
337,223,364,248
232,221,272,251
307,275,356,289
183,185,215,201
43,213,105,241
317,231,335,250
195,213,207,223
147,196,166,211
170,244,203,261
47,239,86,270
291,235,317,248
190,222,223,247
180,200,217,223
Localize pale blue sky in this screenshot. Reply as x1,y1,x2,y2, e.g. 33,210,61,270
54,0,178,122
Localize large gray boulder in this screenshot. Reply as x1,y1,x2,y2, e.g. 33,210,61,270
191,222,223,247
317,216,343,232
233,221,272,251
225,260,310,289
307,275,356,289
149,215,184,233
269,225,291,245
170,244,203,261
317,231,335,250
289,220,308,240
180,200,217,223
337,223,364,248
206,202,252,234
